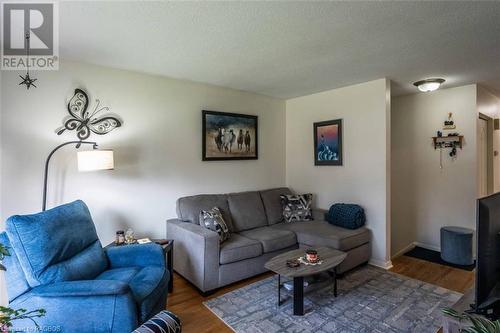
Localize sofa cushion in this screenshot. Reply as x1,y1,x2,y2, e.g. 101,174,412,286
96,266,169,322
5,200,108,287
176,194,233,231
271,221,370,251
227,191,268,232
239,227,297,253
260,188,293,225
219,234,262,264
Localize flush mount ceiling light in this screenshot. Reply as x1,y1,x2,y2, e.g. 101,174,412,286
413,78,445,92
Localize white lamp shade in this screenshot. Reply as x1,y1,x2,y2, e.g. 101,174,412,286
77,150,114,172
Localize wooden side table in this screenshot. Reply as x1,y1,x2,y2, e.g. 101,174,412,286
105,239,174,293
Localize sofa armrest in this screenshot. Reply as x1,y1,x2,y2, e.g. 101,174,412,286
31,280,130,297
166,218,220,292
105,243,165,269
313,208,328,221
167,218,220,239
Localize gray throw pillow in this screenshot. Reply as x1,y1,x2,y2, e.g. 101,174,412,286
199,207,231,243
280,194,313,223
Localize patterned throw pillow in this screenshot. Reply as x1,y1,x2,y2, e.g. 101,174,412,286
280,194,313,223
132,310,181,333
199,207,231,243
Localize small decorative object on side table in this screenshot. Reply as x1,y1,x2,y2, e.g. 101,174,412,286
105,238,174,293
125,228,135,244
116,230,125,245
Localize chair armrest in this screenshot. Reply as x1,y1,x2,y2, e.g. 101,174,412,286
12,281,138,333
313,208,328,221
105,243,165,269
31,280,130,297
166,219,220,292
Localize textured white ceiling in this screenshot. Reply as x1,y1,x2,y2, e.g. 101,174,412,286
60,1,500,98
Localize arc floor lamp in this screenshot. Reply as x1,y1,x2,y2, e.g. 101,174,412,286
42,141,114,211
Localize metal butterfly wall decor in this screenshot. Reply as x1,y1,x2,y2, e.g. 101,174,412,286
57,88,122,140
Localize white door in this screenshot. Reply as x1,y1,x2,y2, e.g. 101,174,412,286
478,118,488,197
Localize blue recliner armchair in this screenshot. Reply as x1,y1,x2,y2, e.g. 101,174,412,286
1,200,169,333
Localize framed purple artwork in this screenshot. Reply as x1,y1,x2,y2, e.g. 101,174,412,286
313,119,343,166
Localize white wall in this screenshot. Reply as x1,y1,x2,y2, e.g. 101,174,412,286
0,61,286,245
285,79,392,268
391,85,478,256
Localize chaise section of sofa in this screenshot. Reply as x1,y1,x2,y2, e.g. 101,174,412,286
166,188,371,293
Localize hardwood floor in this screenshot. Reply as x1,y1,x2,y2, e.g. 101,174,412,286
168,272,273,333
167,256,474,333
389,256,474,294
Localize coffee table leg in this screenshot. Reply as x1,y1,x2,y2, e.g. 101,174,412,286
333,268,338,297
278,274,281,306
293,276,304,316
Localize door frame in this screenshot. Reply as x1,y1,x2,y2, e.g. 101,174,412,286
478,113,494,195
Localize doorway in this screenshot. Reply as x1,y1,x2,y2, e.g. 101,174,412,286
478,113,494,197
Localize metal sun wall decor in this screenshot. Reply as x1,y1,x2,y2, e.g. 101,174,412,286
19,32,37,89
57,88,122,140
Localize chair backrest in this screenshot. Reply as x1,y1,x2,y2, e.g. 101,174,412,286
0,232,31,302
5,200,108,287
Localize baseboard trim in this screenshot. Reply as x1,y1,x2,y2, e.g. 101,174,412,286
369,258,393,270
392,240,478,262
414,241,440,252
391,242,416,259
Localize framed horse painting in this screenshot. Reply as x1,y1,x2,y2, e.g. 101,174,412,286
313,119,343,166
202,110,258,161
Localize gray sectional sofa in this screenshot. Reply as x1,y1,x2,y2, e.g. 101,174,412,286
166,188,371,293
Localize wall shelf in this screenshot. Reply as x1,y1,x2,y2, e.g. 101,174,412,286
432,135,463,149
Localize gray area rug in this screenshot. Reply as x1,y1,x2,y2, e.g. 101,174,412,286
204,265,462,333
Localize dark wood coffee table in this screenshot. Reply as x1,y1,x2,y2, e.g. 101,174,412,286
264,246,347,316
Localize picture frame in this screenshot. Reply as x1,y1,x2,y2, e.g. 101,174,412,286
202,110,258,161
313,119,343,166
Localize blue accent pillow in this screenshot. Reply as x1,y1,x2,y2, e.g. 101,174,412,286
327,203,365,230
